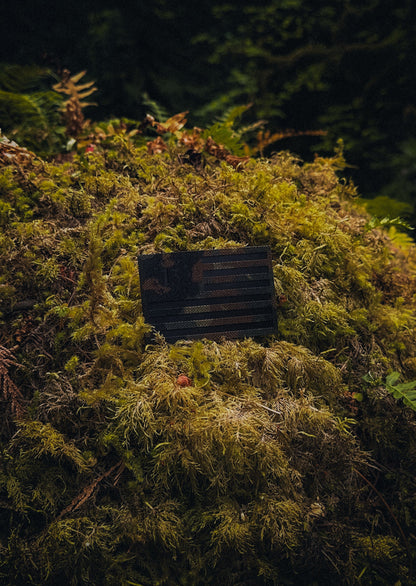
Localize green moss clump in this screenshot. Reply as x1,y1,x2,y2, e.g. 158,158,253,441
1,125,416,585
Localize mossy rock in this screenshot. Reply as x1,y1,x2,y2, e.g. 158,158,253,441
0,129,416,585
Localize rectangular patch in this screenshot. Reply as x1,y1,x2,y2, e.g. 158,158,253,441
138,246,278,342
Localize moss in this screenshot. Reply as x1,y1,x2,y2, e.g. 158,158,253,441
1,123,416,585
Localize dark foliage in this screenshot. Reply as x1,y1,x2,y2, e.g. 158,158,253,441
1,1,415,213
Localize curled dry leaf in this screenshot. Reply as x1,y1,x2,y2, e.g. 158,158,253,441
147,136,168,154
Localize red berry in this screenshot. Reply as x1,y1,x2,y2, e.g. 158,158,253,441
176,374,192,387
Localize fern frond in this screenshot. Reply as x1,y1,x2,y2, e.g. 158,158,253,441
365,216,413,232
0,88,63,152
52,70,97,137
214,103,252,128
202,122,245,156
52,70,97,99
385,372,416,412
0,63,49,93
0,89,60,128
141,92,169,122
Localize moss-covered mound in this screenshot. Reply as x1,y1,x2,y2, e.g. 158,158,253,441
1,128,416,585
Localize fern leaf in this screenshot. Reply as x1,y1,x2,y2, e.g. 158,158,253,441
0,63,49,93
73,80,96,91
386,372,416,412
0,89,63,142
68,70,88,84
385,372,401,387
77,88,97,100
215,103,252,128
142,92,169,122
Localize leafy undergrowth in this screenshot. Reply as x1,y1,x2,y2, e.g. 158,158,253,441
1,124,416,585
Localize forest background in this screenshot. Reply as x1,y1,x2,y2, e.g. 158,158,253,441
1,0,416,223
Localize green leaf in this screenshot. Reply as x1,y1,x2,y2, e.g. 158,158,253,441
385,372,401,387
385,372,416,412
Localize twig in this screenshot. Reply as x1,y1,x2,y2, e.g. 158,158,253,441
57,460,124,519
256,403,282,416
220,389,281,417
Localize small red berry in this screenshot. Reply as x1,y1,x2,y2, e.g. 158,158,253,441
85,144,95,153
176,374,192,387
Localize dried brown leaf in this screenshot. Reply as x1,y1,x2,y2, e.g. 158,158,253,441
147,136,168,154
